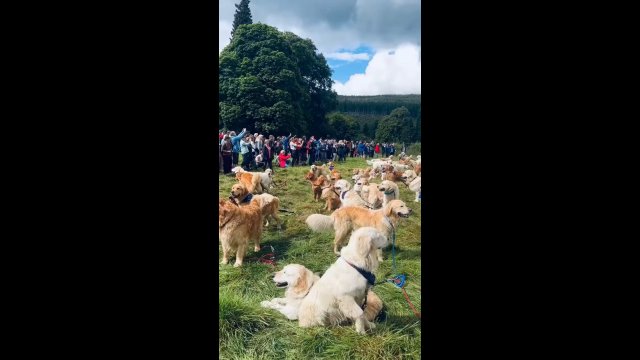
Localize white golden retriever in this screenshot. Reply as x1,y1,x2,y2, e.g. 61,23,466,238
334,179,370,209
260,264,320,320
401,170,421,202
298,227,388,334
377,180,400,207
261,263,384,322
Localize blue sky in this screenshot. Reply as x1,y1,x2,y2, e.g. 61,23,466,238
326,46,373,83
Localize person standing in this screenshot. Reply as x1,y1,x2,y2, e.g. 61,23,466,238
374,143,381,158
229,128,246,167
262,139,273,171
289,136,297,166
240,134,253,170
220,135,233,174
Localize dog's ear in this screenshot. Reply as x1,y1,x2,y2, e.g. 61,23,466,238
291,268,314,297
355,233,374,257
384,200,396,217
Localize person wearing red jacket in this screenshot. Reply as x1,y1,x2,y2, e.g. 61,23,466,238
374,143,381,158
278,150,292,168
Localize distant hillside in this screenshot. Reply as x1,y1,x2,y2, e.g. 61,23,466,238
333,95,421,141
336,94,421,117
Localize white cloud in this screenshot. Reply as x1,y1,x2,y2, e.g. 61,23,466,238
332,43,421,95
325,52,370,62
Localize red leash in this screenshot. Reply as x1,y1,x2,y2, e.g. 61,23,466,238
401,286,422,319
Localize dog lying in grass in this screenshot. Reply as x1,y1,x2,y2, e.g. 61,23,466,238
297,227,387,334
218,197,263,267
230,183,282,229
305,199,413,260
261,263,384,322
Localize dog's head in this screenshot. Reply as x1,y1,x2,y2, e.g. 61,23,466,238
231,166,244,174
345,227,389,266
272,264,317,298
334,179,351,193
353,177,369,193
384,199,412,219
401,170,417,183
378,180,397,195
304,171,316,181
230,183,249,199
265,168,273,178
331,170,341,180
310,164,317,172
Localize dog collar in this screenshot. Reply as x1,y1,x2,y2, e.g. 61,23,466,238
241,193,253,203
342,258,376,286
384,190,395,195
340,191,348,200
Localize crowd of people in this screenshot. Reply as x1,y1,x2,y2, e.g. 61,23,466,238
218,129,404,174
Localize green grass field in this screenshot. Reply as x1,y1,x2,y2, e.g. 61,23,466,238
218,157,422,359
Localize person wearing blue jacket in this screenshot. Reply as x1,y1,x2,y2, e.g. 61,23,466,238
282,133,291,155
358,142,367,159
229,128,246,167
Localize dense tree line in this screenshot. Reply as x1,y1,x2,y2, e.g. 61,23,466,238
336,95,421,117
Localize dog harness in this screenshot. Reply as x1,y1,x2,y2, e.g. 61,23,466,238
341,257,376,287
241,193,253,203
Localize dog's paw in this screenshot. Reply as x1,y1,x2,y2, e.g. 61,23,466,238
233,262,242,268
220,259,229,265
254,246,261,252
260,300,271,308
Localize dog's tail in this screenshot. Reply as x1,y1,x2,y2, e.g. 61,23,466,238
305,214,334,232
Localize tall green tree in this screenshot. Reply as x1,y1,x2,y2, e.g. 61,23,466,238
219,24,337,135
230,0,252,39
326,112,359,140
375,106,415,143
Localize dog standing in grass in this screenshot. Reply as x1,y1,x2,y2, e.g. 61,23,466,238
305,199,413,260
219,198,263,267
230,183,282,229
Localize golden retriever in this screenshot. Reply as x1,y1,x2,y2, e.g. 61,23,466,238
361,183,383,209
305,174,329,202
377,180,400,207
334,179,371,209
231,166,263,194
218,198,263,267
298,227,388,334
262,263,383,322
401,170,421,202
320,185,342,212
305,199,413,260
230,183,282,228
310,164,331,178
